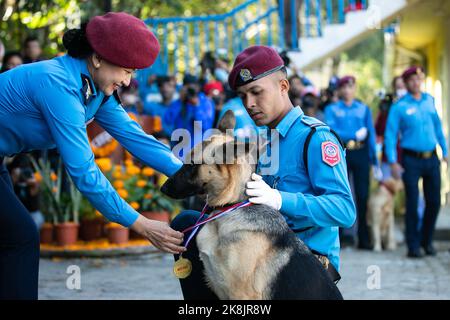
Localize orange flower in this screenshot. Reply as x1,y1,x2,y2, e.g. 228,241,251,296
95,210,103,217
144,193,153,199
95,158,112,172
50,172,58,181
106,222,124,229
113,171,123,179
125,159,134,167
114,180,125,189
52,186,58,193
34,172,42,183
136,180,147,188
130,202,140,210
142,167,155,177
126,165,140,176
117,189,128,199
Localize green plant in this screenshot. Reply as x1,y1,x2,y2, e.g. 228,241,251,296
29,156,81,224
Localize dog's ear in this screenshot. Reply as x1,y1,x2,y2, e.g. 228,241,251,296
217,110,236,134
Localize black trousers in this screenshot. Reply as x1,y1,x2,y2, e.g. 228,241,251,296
401,153,441,251
345,146,371,247
171,210,219,300
0,158,40,300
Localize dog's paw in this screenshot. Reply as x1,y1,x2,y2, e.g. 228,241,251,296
373,245,382,252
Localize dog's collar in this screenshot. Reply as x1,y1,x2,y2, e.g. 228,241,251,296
379,181,396,196
208,200,250,212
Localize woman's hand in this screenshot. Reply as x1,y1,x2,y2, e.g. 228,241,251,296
130,215,186,254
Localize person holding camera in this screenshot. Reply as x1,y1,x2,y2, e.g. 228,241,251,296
163,74,215,157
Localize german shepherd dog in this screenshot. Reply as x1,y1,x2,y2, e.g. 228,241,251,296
161,111,343,300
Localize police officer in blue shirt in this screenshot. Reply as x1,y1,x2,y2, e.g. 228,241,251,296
385,66,448,258
0,12,186,300
324,76,380,250
169,45,356,299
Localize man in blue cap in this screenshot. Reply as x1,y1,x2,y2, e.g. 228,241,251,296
385,66,448,258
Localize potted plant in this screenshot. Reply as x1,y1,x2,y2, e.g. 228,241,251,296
30,157,81,246
79,198,105,241
105,222,129,244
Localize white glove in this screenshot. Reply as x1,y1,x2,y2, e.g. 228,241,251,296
355,127,368,141
246,173,282,210
372,165,383,181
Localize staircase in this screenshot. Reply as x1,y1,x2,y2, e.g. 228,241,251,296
137,0,412,95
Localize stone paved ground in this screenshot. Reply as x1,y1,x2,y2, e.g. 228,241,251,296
38,207,450,300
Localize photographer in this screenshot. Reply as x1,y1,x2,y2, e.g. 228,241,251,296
163,74,215,156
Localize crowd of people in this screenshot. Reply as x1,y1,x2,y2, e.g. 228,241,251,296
0,35,447,257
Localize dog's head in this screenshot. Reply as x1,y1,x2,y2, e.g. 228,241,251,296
161,110,257,207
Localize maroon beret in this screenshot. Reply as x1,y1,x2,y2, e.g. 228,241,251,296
338,75,356,88
402,66,424,81
86,12,160,69
228,45,285,90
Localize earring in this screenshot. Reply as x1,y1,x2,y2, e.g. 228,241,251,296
95,64,100,68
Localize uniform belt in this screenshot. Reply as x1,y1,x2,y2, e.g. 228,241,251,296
402,148,436,159
311,250,341,284
344,140,365,150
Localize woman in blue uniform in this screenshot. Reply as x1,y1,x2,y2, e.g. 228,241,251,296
0,12,185,300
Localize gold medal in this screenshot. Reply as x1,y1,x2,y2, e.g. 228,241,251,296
173,257,192,279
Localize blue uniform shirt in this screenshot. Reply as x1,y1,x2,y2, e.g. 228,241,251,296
163,93,215,152
325,99,378,165
258,107,356,270
384,92,448,163
0,55,182,227
217,97,260,140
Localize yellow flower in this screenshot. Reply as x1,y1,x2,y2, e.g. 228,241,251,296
34,172,42,183
95,158,112,172
114,180,125,189
126,165,140,176
142,167,155,177
117,189,128,199
50,172,58,181
125,159,134,167
106,222,124,229
130,202,140,210
113,171,123,179
136,180,147,188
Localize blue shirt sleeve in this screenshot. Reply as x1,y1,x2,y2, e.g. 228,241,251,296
384,103,401,163
94,96,183,177
279,129,356,228
33,81,139,227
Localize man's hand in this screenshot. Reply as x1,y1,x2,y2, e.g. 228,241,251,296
355,127,368,141
131,215,186,254
246,173,282,210
390,163,404,180
372,165,383,181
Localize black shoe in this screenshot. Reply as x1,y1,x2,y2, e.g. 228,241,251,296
422,245,437,256
357,243,373,250
340,235,355,247
407,249,423,258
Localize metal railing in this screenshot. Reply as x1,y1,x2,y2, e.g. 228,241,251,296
139,0,369,81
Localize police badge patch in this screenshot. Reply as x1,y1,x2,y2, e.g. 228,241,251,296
321,141,340,167
240,69,252,82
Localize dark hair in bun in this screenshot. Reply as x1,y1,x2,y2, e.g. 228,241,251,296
62,22,93,58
